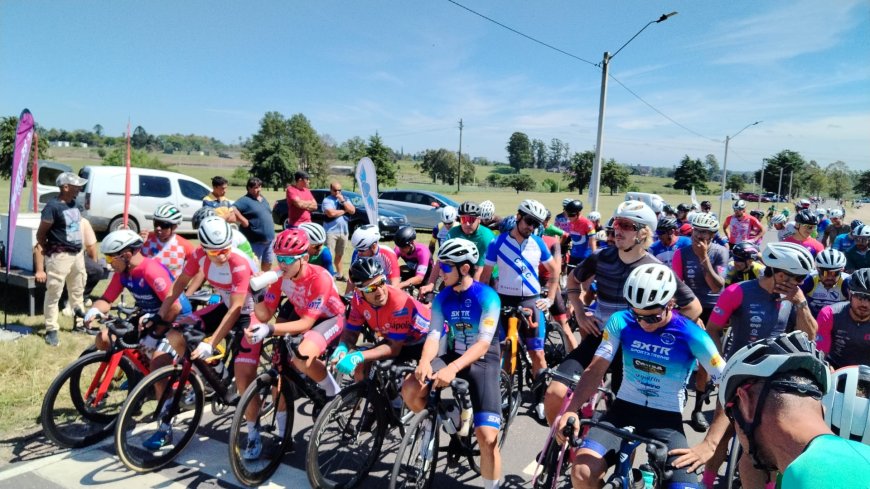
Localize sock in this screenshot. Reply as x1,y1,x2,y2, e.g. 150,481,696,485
483,478,500,489
276,410,288,438
318,373,340,397
701,469,717,489
694,390,705,411
246,421,259,438
765,482,776,489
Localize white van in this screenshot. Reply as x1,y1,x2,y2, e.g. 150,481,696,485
624,192,665,212
28,160,73,211
80,166,211,234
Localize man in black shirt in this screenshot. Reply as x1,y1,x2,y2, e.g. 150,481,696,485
233,177,275,270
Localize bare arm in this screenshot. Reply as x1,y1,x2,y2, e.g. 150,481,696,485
478,264,494,287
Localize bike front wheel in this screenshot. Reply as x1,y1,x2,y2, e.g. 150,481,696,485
389,409,439,489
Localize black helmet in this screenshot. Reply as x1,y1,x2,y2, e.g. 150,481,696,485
656,217,678,233
662,204,675,215
676,203,691,213
349,257,385,286
564,200,584,214
851,219,864,231
394,226,417,248
604,217,615,231
795,209,819,226
850,268,870,295
457,201,480,217
750,210,765,219
701,200,712,209
192,206,217,230
732,241,760,261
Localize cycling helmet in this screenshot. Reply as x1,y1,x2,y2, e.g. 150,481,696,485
604,217,615,231
771,214,787,225
562,197,573,208
153,203,183,225
815,248,847,270
613,200,657,230
817,208,827,217
799,199,811,209
656,217,678,233
588,211,602,222
437,238,479,267
100,229,144,255
518,199,547,224
500,215,517,234
273,228,309,256
650,198,664,214
830,209,844,219
564,200,583,214
732,242,760,262
298,222,326,245
823,365,870,445
761,242,814,276
457,201,480,217
853,224,870,239
850,268,870,295
351,224,381,251
479,200,496,220
750,210,765,220
624,263,678,309
676,203,691,213
782,221,796,239
595,230,608,241
198,216,233,250
732,200,747,211
690,212,719,232
852,220,865,231
192,206,217,230
349,256,385,285
440,205,458,224
394,225,417,248
795,209,819,226
679,223,693,236
662,204,675,216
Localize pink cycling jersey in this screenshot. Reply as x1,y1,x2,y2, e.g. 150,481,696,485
102,257,175,313
353,246,401,281
141,233,195,279
347,285,432,344
182,248,254,313
724,214,763,244
394,243,432,277
263,263,345,320
783,236,825,257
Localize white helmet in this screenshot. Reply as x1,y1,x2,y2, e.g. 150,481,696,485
479,200,496,221
817,209,827,217
733,199,747,210
437,238,479,266
518,199,547,224
853,224,870,239
649,197,664,214
760,242,814,276
771,214,787,225
153,203,183,225
588,211,602,222
830,209,844,219
690,212,719,232
101,229,144,255
440,205,458,224
562,197,573,208
613,201,658,231
815,248,847,270
823,365,870,445
595,230,608,241
198,215,233,250
351,224,381,251
298,222,326,245
624,264,677,309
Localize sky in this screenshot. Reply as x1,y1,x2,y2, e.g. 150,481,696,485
2,1,869,172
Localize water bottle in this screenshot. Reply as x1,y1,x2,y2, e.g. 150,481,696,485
638,464,655,489
457,405,473,437
250,270,280,291
443,404,460,435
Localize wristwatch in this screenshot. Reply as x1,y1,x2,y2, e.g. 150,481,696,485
794,300,808,310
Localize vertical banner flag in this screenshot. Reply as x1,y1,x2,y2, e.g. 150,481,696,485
355,157,379,228
31,132,40,212
7,109,35,268
123,120,131,228
690,186,699,208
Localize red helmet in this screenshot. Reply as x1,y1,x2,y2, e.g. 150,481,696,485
273,229,309,256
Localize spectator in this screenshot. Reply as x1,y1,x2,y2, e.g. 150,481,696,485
202,175,243,224
321,180,355,279
35,216,103,318
36,172,88,346
233,177,276,270
285,170,317,227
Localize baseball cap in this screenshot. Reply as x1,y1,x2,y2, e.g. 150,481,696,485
56,172,87,187
294,170,310,181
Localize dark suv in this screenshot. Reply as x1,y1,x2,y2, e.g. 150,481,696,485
272,189,408,238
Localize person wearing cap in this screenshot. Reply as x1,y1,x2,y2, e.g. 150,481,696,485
36,172,89,346
321,180,356,280
233,177,275,271
285,170,317,227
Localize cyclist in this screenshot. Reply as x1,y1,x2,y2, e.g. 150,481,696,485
347,224,400,293
402,238,503,489
816,268,870,370
421,201,496,292
817,208,831,237
537,215,576,350
719,332,870,488
480,199,559,420
701,200,715,218
429,205,457,254
800,248,850,317
771,214,788,240
140,203,195,279
298,222,337,276
675,203,691,225
557,263,725,489
822,365,870,446
565,199,597,267
724,241,764,286
541,210,566,238
822,209,850,248
192,206,258,270
553,197,574,234
845,224,870,273
784,209,824,257
834,219,863,252
244,229,346,458
649,216,691,267
479,200,501,231
393,225,432,292
330,257,432,380
587,211,602,233
723,199,765,248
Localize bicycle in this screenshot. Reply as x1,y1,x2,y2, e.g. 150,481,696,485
40,306,149,448
227,334,337,487
306,359,416,489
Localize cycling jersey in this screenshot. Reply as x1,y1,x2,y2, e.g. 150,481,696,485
845,246,870,273
485,232,553,297
309,246,336,276
429,222,453,250
101,257,191,314
427,281,501,354
347,285,432,344
554,212,570,233
724,214,763,244
350,245,400,282
231,228,259,272
594,310,724,412
724,261,765,286
815,302,870,369
779,434,870,489
394,243,432,279
783,236,825,257
539,235,560,282
800,272,850,317
822,224,851,248
672,244,729,309
263,264,345,320
567,216,596,261
817,218,831,237
709,280,796,358
447,225,496,268
833,233,854,252
776,226,789,242
182,247,255,314
141,233,195,278
648,237,691,268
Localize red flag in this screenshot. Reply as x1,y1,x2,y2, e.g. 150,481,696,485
123,120,131,228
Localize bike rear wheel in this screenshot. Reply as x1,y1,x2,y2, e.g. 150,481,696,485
725,433,743,489
544,321,569,367
389,409,439,489
532,437,563,489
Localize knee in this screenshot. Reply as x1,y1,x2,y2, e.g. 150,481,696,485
475,428,499,450
570,458,604,489
545,382,568,403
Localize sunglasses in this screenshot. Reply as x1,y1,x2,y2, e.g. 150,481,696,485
519,214,541,227
104,252,122,264
205,248,232,257
566,213,578,218
359,277,388,294
854,237,869,243
777,269,808,282
819,269,842,277
613,219,641,232
460,215,477,224
154,220,175,229
632,308,666,324
800,224,816,229
440,262,454,273
276,254,304,265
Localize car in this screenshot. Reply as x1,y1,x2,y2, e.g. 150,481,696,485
856,197,870,204
271,189,408,239
377,190,460,230
29,160,73,211
738,192,761,202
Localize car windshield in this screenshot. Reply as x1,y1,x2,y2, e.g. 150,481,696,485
431,193,459,207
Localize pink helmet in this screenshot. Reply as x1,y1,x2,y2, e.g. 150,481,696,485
273,229,309,256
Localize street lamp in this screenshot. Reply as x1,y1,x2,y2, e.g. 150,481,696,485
717,120,761,219
589,11,678,212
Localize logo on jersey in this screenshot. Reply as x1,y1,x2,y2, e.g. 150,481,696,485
363,310,371,320
464,299,472,308
396,307,409,316
633,359,666,375
482,317,495,329
602,330,610,342
659,333,675,346
307,298,323,310
630,340,672,356
713,306,723,315
710,354,724,368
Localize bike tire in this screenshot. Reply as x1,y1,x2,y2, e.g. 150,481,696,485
532,437,560,489
499,369,519,447
306,383,387,489
389,409,439,489
229,372,296,487
41,351,141,448
544,321,570,367
114,364,205,473
725,433,743,489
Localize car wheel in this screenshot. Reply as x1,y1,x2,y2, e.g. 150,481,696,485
108,216,138,234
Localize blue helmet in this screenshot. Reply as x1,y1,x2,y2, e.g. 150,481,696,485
500,215,517,234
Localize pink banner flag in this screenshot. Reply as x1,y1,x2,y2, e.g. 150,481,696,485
124,120,131,228
7,109,35,268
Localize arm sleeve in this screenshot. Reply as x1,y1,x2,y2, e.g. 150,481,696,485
385,251,400,280
40,204,55,223
815,306,834,353
484,234,499,266
713,247,729,276
673,276,697,307
687,320,726,383
593,313,624,362
476,286,501,345
346,294,366,331
321,197,336,212
672,249,685,280
228,258,252,295
426,294,446,342
321,248,336,275
573,249,599,283
415,246,431,276
535,235,552,263
143,261,174,302
262,280,283,313
182,252,202,276
708,284,743,326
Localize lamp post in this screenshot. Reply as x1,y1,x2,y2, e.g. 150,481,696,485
588,11,678,212
717,120,761,219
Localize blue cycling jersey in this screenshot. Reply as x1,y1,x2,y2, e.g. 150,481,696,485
310,247,336,275
648,236,691,267
427,281,501,353
484,233,552,297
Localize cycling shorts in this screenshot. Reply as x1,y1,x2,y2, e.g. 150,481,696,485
549,293,568,322
431,340,502,430
195,302,251,337
272,299,345,356
498,295,546,351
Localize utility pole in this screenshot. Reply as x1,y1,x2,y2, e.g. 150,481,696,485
788,171,794,201
758,159,767,210
457,119,463,193
777,167,784,201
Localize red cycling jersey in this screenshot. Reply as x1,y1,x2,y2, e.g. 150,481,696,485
182,248,254,312
723,214,763,244
263,263,345,320
102,257,176,313
347,285,432,343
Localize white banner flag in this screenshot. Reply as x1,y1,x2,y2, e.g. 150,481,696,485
690,186,699,207
355,157,379,227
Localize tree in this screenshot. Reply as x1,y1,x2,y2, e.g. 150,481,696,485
506,132,532,173
365,132,397,187
0,115,50,179
418,148,456,184
756,150,806,194
502,173,536,193
131,126,149,149
826,161,851,200
705,154,720,181
102,147,169,170
93,124,103,137
531,138,546,169
338,136,367,164
797,161,826,198
854,170,870,198
673,155,709,194
242,111,297,191
548,138,566,170
287,113,327,188
564,150,594,195
601,159,632,195
726,174,745,192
